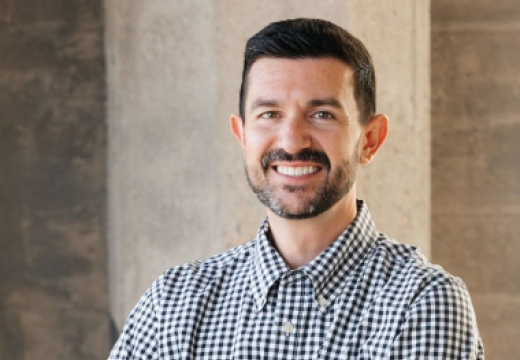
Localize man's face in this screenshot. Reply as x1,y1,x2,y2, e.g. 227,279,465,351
232,57,364,219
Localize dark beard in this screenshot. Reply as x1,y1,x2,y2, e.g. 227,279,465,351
245,148,357,219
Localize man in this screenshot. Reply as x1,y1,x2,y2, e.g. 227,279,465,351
109,18,484,359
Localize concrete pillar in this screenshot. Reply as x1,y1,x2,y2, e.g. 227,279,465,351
106,0,431,328
347,0,431,256
432,1,520,358
105,0,222,328
0,0,109,359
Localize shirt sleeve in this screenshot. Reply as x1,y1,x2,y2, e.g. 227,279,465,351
108,286,159,360
390,278,485,359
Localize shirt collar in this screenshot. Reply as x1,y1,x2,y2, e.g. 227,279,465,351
303,199,378,306
250,219,290,311
250,200,378,311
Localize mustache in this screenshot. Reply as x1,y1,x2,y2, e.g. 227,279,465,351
261,148,331,171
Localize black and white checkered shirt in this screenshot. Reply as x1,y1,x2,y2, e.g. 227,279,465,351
109,200,484,359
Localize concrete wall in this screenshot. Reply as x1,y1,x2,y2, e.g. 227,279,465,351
0,0,109,359
432,1,520,358
12,0,520,357
348,0,431,257
106,0,431,328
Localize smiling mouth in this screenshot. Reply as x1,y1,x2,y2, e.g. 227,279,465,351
274,165,321,177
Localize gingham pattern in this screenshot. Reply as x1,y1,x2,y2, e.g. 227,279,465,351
109,200,484,359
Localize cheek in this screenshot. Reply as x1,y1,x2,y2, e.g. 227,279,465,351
322,134,358,164
244,128,275,158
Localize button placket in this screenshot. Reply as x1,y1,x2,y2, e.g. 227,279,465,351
276,273,299,338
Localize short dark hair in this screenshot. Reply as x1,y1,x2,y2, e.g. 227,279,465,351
239,18,376,124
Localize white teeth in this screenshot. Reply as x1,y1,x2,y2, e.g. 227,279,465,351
276,166,319,177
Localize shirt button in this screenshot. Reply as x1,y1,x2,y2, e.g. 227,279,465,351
282,322,294,334
318,295,328,306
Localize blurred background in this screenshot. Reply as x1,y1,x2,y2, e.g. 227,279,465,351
0,0,518,359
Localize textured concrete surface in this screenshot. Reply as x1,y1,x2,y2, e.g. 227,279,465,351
0,0,109,359
105,0,223,327
106,0,431,328
432,0,520,357
471,293,520,359
347,0,431,256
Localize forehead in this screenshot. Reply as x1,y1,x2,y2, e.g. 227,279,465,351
245,57,355,106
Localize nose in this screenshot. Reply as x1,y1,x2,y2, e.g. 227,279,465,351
277,117,312,155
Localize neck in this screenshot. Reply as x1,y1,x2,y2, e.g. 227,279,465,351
266,187,358,269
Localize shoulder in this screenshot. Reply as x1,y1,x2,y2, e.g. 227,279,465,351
368,233,468,303
151,240,256,303
373,235,484,358
108,241,257,359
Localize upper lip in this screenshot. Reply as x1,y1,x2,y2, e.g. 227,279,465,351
261,149,331,171
270,161,323,168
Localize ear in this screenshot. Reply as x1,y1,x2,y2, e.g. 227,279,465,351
359,114,388,165
230,114,246,150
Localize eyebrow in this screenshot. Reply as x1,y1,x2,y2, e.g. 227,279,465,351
307,97,343,109
249,97,343,111
250,99,280,111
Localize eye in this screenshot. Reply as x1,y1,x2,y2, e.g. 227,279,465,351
259,111,280,119
312,111,335,120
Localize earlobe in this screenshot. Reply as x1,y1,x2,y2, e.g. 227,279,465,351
359,114,389,165
230,114,246,149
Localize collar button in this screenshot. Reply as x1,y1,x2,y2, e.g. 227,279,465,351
318,295,328,307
